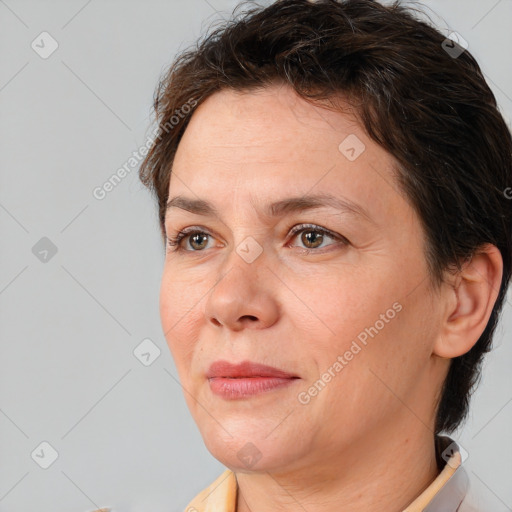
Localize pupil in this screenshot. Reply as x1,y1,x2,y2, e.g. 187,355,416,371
191,234,207,249
303,231,322,248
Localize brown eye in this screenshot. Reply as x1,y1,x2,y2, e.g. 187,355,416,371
301,230,325,249
188,233,210,250
167,229,214,252
288,224,347,253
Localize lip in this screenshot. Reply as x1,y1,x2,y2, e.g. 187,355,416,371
207,360,300,400
207,360,298,379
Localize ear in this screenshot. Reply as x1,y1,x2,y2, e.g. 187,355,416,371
434,244,503,359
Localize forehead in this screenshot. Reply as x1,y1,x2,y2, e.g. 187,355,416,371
176,84,363,161
168,83,408,225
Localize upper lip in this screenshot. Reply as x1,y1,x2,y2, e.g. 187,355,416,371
207,360,299,379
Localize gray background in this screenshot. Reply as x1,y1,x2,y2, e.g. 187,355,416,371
0,1,511,511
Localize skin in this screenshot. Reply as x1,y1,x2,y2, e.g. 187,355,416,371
159,82,503,511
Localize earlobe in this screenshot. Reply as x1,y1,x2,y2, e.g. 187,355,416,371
433,244,503,359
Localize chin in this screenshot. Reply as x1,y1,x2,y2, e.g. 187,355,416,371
198,419,308,473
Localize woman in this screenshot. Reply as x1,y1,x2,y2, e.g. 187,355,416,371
134,0,511,510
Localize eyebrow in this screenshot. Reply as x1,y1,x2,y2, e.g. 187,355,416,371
165,193,375,224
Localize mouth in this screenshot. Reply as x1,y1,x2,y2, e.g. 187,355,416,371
206,360,300,399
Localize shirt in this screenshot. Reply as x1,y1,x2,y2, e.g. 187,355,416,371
182,436,482,512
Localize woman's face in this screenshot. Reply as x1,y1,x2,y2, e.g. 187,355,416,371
160,83,447,474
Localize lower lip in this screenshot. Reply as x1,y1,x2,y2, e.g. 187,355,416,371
208,377,298,399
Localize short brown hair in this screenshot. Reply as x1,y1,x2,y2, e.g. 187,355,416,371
139,0,512,434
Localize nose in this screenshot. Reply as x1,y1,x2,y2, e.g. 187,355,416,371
203,254,280,331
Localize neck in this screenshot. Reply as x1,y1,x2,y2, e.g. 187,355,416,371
235,424,439,512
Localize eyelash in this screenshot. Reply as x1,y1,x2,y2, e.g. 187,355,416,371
166,224,348,254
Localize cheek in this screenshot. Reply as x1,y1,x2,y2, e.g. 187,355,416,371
294,267,386,347
159,271,176,337
160,273,177,339
159,264,201,328
159,268,201,373
294,262,414,390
